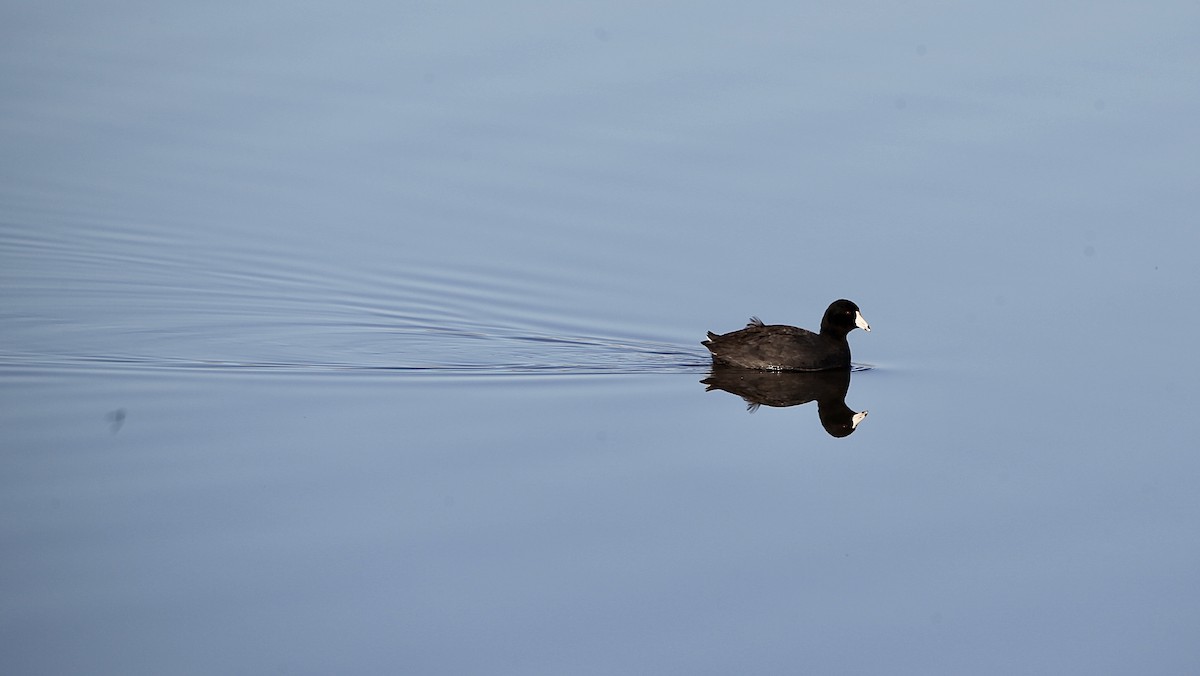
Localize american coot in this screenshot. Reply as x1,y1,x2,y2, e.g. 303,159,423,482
702,299,870,371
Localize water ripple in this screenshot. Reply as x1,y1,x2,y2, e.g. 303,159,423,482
1,219,868,379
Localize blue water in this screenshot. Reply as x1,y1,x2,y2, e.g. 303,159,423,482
4,2,1200,674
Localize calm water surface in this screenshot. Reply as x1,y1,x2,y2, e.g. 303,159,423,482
3,3,1199,675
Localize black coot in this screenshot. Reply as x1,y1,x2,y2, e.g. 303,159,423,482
702,299,870,371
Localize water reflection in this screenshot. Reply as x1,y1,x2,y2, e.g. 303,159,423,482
702,366,868,438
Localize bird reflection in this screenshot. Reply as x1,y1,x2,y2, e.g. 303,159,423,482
701,366,868,437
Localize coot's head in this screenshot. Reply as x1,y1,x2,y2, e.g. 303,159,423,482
820,299,871,337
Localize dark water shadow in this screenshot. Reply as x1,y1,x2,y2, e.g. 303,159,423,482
702,365,869,438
